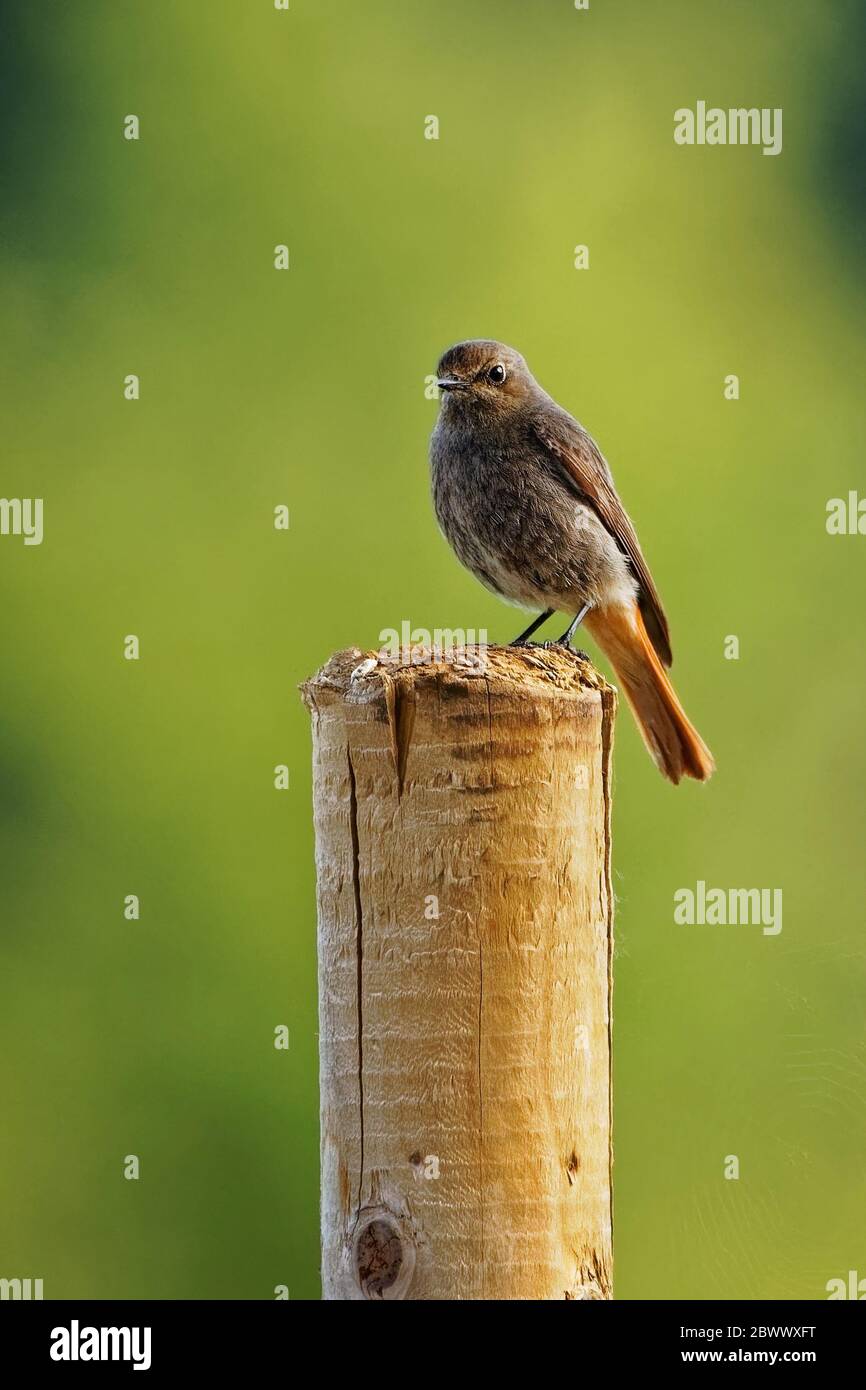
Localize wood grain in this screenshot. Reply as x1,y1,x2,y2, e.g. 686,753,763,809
301,644,616,1300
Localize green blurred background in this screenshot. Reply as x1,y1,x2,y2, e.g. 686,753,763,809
1,0,864,1300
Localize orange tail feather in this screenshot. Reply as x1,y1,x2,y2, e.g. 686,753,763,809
585,603,715,784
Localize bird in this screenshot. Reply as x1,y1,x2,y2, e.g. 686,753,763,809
430,339,714,784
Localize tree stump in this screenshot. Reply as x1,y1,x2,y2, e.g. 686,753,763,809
300,644,616,1300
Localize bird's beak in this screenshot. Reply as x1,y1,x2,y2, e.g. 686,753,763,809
436,378,465,392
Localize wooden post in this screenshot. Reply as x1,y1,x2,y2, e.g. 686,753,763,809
301,644,616,1301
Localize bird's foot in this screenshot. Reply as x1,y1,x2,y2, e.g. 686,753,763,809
542,637,589,660
543,603,593,651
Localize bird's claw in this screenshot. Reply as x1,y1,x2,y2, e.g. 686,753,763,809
542,638,589,660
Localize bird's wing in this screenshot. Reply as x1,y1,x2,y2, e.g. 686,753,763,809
532,407,673,667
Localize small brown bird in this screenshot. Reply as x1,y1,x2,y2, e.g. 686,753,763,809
430,339,714,783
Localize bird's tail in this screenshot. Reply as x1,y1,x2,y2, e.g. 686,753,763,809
585,602,715,784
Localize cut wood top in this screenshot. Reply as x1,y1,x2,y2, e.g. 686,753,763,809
301,644,612,710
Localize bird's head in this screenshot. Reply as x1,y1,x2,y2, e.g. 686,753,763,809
435,340,537,418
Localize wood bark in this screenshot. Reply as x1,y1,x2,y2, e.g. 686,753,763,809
301,644,616,1300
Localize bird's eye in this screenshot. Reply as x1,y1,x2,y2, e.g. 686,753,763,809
487,363,506,385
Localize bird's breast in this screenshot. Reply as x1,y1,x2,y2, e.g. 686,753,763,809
430,421,635,611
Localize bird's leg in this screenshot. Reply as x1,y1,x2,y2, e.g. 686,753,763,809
510,608,554,646
545,602,592,648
